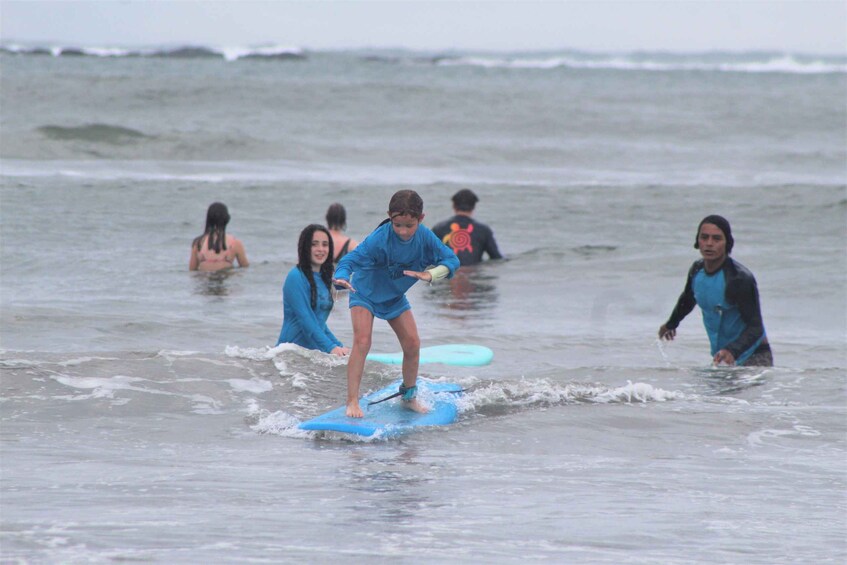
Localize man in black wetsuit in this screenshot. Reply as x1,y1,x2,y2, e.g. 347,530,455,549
431,189,503,267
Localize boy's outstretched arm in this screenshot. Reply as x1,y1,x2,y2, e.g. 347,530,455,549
402,264,450,282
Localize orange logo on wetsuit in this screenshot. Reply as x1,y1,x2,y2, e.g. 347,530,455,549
442,222,473,254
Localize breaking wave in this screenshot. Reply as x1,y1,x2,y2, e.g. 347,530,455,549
0,43,306,61
2,43,843,74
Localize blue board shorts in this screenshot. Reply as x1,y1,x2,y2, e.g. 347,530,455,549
348,292,410,321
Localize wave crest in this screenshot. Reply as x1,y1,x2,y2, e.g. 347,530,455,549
453,378,685,414
37,123,148,143
433,53,846,74
3,44,842,73
1,43,306,62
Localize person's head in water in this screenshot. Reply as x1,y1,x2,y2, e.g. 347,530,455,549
325,203,347,231
695,215,733,267
387,190,425,241
694,215,734,253
297,224,334,309
195,202,231,253
451,189,479,213
388,190,424,219
205,202,230,230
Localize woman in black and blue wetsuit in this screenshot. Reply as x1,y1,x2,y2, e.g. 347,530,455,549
658,215,773,367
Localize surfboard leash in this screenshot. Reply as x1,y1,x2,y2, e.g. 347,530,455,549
367,391,403,406
368,384,416,406
367,386,466,407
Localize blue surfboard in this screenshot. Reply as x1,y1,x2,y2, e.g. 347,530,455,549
299,379,463,438
366,343,493,367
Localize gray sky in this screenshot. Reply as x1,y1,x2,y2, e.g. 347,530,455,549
1,0,845,53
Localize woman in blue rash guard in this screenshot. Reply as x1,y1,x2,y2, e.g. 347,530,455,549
658,215,773,367
276,224,349,356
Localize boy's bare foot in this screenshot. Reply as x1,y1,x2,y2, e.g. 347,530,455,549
403,398,429,414
346,401,363,418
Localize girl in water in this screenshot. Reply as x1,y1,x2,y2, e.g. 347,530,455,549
189,202,249,271
325,203,359,264
277,224,349,356
333,190,459,417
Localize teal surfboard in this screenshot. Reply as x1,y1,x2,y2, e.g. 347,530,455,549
299,379,463,438
366,343,493,367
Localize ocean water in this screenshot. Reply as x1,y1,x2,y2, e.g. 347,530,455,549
1,46,846,564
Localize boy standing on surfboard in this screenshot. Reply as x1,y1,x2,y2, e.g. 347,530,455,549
332,190,460,417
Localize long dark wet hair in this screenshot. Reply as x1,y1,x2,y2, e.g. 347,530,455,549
297,224,335,309
193,202,230,253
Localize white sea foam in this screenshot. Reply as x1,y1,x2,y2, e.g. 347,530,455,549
52,374,146,401
219,44,304,61
56,356,121,366
437,54,847,74
748,423,823,447
75,47,136,57
250,409,307,436
188,394,223,414
747,428,799,447
226,378,273,394
290,372,311,390
53,374,145,392
593,380,685,403
156,349,203,358
225,343,347,368
224,345,281,361
0,358,46,368
2,42,305,60
49,373,236,414
455,378,684,413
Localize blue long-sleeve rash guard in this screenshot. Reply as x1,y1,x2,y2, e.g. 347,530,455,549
664,257,766,364
333,222,459,305
276,267,342,353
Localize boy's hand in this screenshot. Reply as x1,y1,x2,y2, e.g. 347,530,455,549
333,278,355,292
713,349,736,366
658,324,675,340
402,270,432,282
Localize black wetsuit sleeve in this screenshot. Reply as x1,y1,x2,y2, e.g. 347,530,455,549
724,266,766,359
484,229,503,260
665,264,698,329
